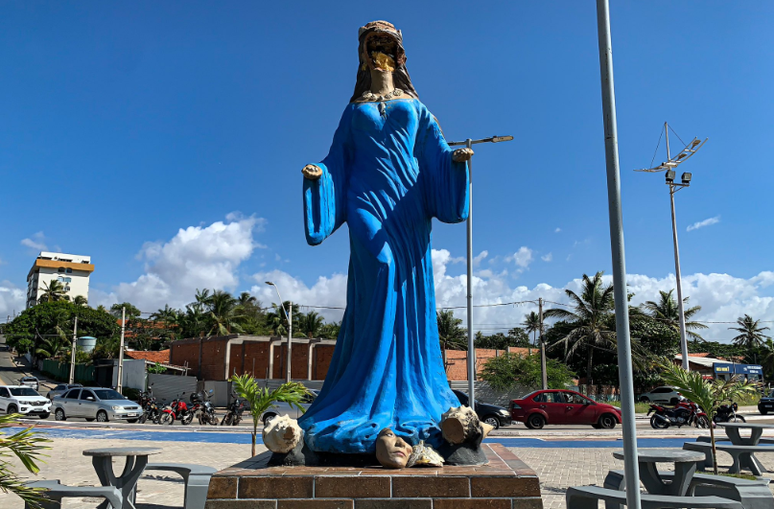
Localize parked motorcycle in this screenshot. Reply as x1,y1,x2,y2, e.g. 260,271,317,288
220,395,246,426
138,386,162,424
160,393,195,425
714,402,746,423
648,401,710,429
191,390,219,426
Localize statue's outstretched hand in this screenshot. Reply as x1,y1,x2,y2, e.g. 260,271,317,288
452,148,474,163
302,164,323,180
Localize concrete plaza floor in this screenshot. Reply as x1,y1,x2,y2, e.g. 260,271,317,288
3,435,774,509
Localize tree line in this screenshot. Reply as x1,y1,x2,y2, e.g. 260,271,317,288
5,274,771,392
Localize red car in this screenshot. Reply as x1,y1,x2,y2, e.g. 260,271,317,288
510,389,622,429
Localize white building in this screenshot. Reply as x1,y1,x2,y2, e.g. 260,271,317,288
26,252,94,308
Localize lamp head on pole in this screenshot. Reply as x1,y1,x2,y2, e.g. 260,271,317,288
681,172,692,185
665,170,676,183
265,281,275,287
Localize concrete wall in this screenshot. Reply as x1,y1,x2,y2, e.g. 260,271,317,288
112,359,147,391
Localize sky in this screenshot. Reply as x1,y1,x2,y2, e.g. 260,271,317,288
1,1,772,344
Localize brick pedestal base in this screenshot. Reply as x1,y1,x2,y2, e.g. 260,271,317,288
206,443,542,509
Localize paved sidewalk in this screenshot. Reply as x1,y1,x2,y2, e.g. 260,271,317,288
4,435,774,508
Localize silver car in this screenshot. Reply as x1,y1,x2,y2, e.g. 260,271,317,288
52,387,143,423
260,389,318,426
638,386,683,405
47,383,83,401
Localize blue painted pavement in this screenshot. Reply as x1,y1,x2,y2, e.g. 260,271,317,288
13,426,766,450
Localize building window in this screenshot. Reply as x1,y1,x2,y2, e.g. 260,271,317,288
58,267,65,273
65,268,72,274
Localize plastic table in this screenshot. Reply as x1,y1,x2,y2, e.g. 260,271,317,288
83,446,162,509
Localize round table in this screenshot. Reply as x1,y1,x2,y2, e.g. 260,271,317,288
718,422,774,446
83,447,162,509
613,448,705,496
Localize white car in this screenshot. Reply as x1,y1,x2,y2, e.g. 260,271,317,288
0,385,51,418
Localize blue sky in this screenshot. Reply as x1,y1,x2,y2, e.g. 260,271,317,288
1,1,772,343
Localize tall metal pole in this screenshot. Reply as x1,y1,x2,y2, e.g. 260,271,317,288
69,316,78,384
117,306,126,393
465,138,476,409
665,123,690,370
539,298,547,390
596,1,641,508
286,302,293,383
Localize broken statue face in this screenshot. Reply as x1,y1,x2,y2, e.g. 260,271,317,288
375,428,413,469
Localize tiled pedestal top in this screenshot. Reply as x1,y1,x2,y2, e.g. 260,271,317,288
206,443,543,509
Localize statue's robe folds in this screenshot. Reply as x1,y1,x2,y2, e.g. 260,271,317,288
300,98,468,454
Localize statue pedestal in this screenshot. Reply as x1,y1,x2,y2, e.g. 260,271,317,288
206,443,542,508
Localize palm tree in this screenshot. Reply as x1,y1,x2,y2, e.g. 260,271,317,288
237,292,257,307
38,280,69,303
544,272,615,388
0,414,51,508
730,314,771,360
437,310,467,369
266,301,301,337
229,374,310,457
760,338,774,379
641,289,707,340
298,311,324,339
522,311,541,346
661,362,758,475
207,290,245,336
73,295,88,307
35,335,70,360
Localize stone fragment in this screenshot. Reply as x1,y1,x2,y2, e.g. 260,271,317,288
406,441,444,468
441,406,480,445
262,415,303,454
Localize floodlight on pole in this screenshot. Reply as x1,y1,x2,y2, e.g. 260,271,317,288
265,281,293,383
635,122,707,371
446,134,514,411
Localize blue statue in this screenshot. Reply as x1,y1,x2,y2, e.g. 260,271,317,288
299,20,474,455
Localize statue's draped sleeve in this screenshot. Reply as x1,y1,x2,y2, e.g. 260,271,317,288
303,107,352,245
416,103,469,223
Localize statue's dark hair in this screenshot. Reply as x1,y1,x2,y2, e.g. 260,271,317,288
350,21,419,103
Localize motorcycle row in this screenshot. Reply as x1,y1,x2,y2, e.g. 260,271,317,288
137,387,246,426
647,400,745,429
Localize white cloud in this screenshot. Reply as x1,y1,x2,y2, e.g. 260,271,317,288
0,280,25,319
20,232,47,252
541,253,553,262
252,252,774,344
249,270,348,324
555,228,562,233
687,215,720,232
507,247,534,269
473,250,489,267
94,213,264,311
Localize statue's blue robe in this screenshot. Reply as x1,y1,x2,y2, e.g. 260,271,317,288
300,98,468,454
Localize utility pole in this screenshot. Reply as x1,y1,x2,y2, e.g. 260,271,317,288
635,121,705,371
286,302,293,383
539,298,547,390
117,307,126,393
69,316,78,384
665,124,690,371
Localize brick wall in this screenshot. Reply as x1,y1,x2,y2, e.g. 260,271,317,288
444,347,538,381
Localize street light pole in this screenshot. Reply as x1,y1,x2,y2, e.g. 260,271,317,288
266,282,292,383
636,122,706,371
664,125,690,370
448,135,513,410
